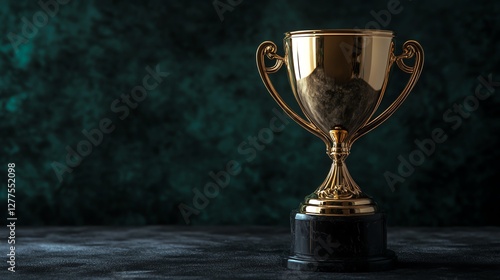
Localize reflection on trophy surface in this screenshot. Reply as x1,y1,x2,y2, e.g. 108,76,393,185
256,29,424,272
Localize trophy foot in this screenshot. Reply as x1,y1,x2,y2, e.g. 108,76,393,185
299,195,378,215
285,211,397,272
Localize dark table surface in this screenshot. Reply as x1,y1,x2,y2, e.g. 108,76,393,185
3,226,500,279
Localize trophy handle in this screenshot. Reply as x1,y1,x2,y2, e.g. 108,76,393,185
352,40,424,143
256,41,332,152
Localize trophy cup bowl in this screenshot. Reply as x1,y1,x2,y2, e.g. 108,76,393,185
256,30,424,272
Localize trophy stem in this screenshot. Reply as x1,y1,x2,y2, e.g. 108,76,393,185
316,158,362,200
299,127,377,216
317,126,361,200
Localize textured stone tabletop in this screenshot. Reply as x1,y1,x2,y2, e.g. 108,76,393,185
3,226,500,279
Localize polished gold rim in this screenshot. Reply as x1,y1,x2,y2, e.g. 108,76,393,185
305,198,373,206
285,29,394,37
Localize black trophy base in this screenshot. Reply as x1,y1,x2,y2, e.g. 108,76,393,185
286,211,397,272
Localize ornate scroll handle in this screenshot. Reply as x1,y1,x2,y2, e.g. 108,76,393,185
352,40,424,144
256,41,332,152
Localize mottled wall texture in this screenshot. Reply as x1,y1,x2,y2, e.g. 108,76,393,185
1,0,499,226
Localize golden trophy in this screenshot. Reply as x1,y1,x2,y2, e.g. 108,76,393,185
256,30,424,272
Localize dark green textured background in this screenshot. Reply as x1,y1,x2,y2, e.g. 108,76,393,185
1,0,499,226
